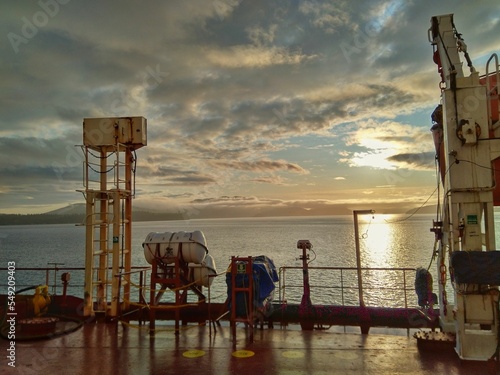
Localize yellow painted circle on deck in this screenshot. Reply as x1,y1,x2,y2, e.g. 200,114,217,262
232,350,255,358
182,349,206,358
282,351,305,359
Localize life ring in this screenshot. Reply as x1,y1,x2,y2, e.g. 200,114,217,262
415,268,437,308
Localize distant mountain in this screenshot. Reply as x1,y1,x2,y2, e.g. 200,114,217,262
0,204,184,226
47,203,86,215
0,202,441,226
0,212,86,226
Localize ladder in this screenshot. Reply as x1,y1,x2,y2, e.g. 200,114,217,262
230,256,254,340
80,143,134,318
79,117,146,319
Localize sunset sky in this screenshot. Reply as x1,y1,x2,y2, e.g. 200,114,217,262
2,1,500,217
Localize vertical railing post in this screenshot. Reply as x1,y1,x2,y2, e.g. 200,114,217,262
340,269,344,305
353,210,374,308
403,269,410,336
297,240,314,330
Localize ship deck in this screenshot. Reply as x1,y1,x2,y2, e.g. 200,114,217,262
2,321,497,375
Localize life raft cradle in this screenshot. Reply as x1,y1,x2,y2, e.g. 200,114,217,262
148,242,207,335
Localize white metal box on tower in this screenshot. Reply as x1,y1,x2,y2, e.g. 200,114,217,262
83,117,147,150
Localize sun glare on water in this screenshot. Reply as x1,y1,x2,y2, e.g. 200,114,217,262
354,213,411,306
358,214,397,267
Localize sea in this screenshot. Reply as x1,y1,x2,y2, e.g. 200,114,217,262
0,214,475,309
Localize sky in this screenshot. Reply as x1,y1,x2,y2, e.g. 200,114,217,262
1,1,500,218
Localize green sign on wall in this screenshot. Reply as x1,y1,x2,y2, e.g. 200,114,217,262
466,215,478,225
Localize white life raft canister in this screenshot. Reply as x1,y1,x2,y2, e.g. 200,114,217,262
143,230,208,265
189,254,217,287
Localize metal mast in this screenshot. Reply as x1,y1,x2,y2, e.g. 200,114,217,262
80,117,147,318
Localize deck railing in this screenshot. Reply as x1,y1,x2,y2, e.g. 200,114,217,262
0,266,148,298
1,265,419,310
278,266,417,309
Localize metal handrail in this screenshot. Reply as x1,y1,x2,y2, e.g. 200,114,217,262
485,53,499,131
0,266,148,295
278,266,415,308
1,265,417,309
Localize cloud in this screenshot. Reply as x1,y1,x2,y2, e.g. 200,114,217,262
387,152,435,170
250,175,291,185
339,119,435,170
215,159,308,174
299,1,352,34
2,0,499,214
204,45,315,68
142,165,217,186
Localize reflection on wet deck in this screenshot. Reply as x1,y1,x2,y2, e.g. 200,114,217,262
2,322,497,375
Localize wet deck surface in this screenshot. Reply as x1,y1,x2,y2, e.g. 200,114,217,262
2,322,498,374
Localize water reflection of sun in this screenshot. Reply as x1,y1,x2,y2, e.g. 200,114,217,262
359,214,396,267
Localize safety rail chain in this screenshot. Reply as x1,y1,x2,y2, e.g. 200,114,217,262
278,266,417,308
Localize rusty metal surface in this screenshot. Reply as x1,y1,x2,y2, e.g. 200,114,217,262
2,322,497,375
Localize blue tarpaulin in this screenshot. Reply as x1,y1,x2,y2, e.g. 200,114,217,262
226,255,279,318
451,250,500,284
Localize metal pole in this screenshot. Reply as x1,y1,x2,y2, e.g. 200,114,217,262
98,149,108,312
297,240,313,330
353,210,374,308
124,148,133,310
298,240,312,306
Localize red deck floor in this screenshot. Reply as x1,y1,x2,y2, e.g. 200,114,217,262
1,322,497,374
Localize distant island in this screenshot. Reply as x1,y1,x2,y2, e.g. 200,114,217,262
0,203,440,225
0,204,184,226
0,212,186,226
